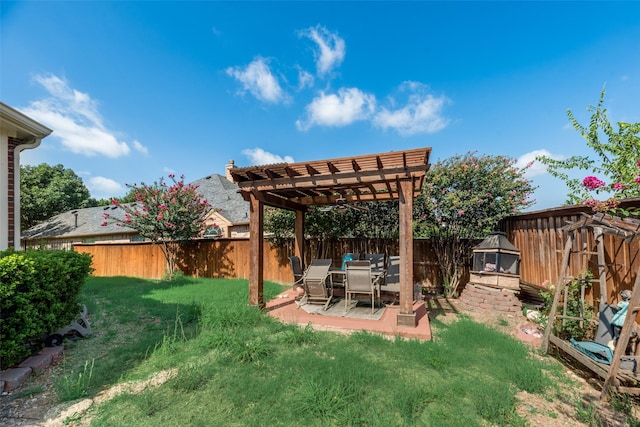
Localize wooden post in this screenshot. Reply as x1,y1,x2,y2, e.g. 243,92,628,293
295,210,305,269
542,232,574,353
248,193,264,308
594,226,608,308
397,178,416,327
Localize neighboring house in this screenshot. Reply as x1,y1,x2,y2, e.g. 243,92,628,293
192,166,250,238
21,205,141,250
22,166,250,249
0,102,52,251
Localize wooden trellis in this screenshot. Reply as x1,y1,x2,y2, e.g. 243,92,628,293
541,213,640,399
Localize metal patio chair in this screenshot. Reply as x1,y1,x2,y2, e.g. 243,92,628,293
299,259,333,310
345,260,382,314
380,255,400,305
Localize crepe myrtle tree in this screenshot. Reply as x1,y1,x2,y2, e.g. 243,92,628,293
414,152,535,297
102,174,211,278
537,89,640,217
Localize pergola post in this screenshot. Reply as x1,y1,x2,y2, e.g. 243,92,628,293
295,210,305,269
397,178,416,327
249,193,264,308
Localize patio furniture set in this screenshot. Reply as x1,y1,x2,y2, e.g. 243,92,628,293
289,254,401,314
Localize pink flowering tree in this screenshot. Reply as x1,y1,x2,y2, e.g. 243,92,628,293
537,89,640,216
414,152,535,296
102,174,211,278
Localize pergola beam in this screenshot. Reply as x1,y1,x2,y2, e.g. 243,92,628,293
234,166,427,193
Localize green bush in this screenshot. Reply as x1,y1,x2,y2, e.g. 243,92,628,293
540,270,595,341
0,249,93,369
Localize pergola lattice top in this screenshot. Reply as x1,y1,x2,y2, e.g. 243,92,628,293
230,147,432,211
564,212,640,242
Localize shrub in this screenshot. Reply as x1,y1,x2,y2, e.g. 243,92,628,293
0,249,93,368
540,271,595,341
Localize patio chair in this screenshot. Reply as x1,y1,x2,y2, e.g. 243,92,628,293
345,260,382,314
300,259,333,310
365,253,385,272
380,256,400,304
288,256,304,287
340,252,360,270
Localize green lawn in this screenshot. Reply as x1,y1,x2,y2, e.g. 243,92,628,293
54,276,572,426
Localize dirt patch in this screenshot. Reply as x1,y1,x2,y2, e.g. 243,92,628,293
0,368,177,427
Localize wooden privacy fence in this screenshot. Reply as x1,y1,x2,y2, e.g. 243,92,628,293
503,201,640,306
74,238,444,289
74,200,640,306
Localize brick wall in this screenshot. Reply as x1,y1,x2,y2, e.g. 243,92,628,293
459,283,522,314
6,137,16,248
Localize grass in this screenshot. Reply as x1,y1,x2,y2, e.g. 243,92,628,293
54,276,574,426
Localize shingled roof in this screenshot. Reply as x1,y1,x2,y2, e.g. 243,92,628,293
189,174,249,223
22,205,136,240
22,173,249,240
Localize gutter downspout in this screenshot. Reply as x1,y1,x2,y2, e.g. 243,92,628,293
14,136,43,250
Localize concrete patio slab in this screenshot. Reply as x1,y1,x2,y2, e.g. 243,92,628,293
266,290,431,340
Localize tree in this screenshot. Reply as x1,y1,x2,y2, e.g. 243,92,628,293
536,89,640,215
93,188,139,207
414,152,535,297
20,163,95,229
102,174,211,277
351,201,399,239
264,206,360,258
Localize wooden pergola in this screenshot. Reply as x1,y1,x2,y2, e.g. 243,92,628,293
229,147,431,327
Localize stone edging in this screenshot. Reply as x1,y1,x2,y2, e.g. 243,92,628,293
0,346,64,393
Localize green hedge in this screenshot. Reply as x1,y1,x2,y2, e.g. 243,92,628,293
0,249,93,369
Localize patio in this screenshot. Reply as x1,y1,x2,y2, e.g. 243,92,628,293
265,289,432,340
229,147,432,328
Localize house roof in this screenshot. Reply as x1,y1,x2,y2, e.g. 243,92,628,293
22,173,249,240
22,205,137,240
0,102,53,141
190,174,249,223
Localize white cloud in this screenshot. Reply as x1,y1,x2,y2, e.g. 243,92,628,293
373,81,450,136
517,149,564,178
296,88,376,131
20,74,132,158
163,166,177,176
132,139,149,155
300,25,346,77
242,148,294,165
226,57,286,104
297,67,314,90
87,176,124,198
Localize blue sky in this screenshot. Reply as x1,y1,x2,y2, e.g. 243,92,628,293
2,1,639,210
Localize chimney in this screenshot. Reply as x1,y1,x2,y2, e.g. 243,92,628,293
72,210,79,228
225,160,236,182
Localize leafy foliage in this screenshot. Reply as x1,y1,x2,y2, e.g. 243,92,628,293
540,271,595,341
536,89,640,215
102,174,211,277
264,201,399,258
0,249,93,368
414,152,535,296
20,163,95,229
264,206,358,258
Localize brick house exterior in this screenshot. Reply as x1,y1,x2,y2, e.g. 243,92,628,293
0,102,52,250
